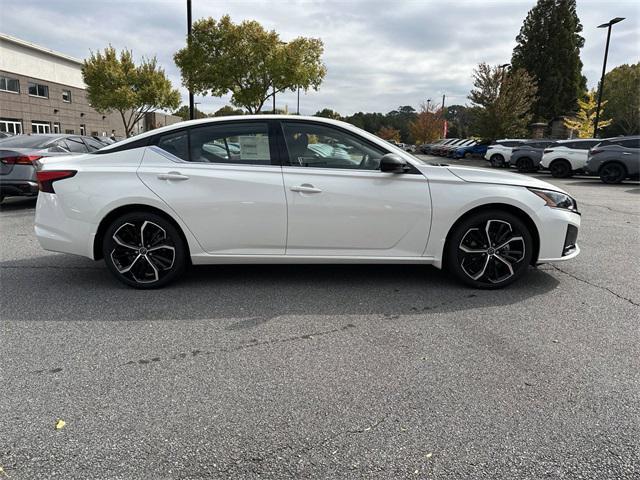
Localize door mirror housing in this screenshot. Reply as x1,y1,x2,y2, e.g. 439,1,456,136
379,153,409,173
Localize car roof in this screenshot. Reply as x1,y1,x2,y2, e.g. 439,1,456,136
98,115,367,153
555,138,597,143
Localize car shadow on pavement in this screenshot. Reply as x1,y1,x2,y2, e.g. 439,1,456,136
0,197,37,211
1,255,559,323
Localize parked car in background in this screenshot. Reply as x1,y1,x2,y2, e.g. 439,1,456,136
509,140,556,172
404,144,417,153
432,138,467,156
539,139,601,178
585,136,640,184
420,138,458,154
34,115,580,289
485,139,530,167
452,140,491,159
443,139,476,157
0,134,105,202
0,131,12,140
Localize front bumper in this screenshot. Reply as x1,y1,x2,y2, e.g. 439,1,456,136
536,208,581,263
0,180,38,197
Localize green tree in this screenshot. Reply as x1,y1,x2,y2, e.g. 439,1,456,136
446,105,473,138
601,63,640,136
173,105,207,120
314,108,342,120
174,15,326,114
511,0,586,121
213,105,245,117
82,46,181,137
564,90,611,138
468,63,537,139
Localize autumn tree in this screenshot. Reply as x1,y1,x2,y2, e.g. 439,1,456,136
511,0,586,120
83,46,181,137
468,63,537,139
174,15,326,114
376,126,401,143
408,103,444,144
601,63,640,136
564,90,611,138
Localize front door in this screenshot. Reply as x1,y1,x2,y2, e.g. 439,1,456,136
279,121,431,257
137,121,287,255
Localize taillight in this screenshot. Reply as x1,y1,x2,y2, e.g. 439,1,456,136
1,155,43,165
36,170,77,193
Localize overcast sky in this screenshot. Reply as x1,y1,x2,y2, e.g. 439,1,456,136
3,0,639,115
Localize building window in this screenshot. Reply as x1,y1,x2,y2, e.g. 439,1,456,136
62,90,72,103
0,76,20,94
31,121,51,134
65,129,75,134
53,122,61,134
91,131,99,136
0,118,23,134
80,124,86,136
28,82,49,98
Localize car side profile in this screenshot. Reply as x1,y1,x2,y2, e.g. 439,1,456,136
34,116,581,289
484,139,530,167
539,139,601,178
509,140,556,172
585,136,640,184
452,141,490,160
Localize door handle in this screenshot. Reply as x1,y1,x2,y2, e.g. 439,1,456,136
622,152,631,155
290,184,322,194
157,171,189,181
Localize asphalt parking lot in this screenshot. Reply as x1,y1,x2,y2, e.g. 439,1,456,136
1,157,639,479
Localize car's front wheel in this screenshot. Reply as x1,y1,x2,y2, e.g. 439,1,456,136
446,210,533,289
550,159,572,178
516,157,534,172
102,212,187,288
490,154,505,168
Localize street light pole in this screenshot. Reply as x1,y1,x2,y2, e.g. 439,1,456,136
593,17,625,137
187,0,195,120
297,87,300,115
426,98,431,112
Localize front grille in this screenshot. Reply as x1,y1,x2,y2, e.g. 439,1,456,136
563,225,578,255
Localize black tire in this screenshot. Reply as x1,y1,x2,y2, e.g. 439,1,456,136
0,195,4,204
102,212,187,289
446,210,533,289
599,162,627,184
516,157,533,173
490,154,504,168
549,159,572,178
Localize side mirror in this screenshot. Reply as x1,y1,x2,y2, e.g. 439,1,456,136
380,153,410,173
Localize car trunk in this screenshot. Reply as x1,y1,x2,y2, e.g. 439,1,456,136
0,148,43,175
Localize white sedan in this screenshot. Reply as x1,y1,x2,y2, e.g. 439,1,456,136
34,116,581,289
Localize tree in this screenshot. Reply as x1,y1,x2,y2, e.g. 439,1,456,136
173,105,207,120
564,90,611,138
174,15,326,114
314,108,342,120
213,105,245,117
83,46,181,137
446,105,474,138
511,0,586,121
601,63,640,136
408,103,444,144
468,63,537,139
376,126,401,142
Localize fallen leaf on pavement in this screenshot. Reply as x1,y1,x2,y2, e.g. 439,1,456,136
55,419,66,430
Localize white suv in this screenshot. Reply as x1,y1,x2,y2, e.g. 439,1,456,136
539,139,601,178
485,139,530,167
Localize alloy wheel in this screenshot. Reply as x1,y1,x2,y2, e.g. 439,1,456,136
457,219,525,284
600,163,625,184
110,221,176,284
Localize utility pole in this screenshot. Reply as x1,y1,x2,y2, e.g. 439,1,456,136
426,98,431,112
272,86,276,114
594,17,625,137
441,94,445,112
297,87,300,115
187,0,195,120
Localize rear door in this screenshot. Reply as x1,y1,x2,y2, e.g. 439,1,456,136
137,121,287,255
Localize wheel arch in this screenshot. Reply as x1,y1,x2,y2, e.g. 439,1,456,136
598,160,628,175
443,203,540,266
93,204,192,261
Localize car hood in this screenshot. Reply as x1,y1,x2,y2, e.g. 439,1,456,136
445,165,569,193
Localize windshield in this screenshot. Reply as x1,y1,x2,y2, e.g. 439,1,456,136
0,135,54,149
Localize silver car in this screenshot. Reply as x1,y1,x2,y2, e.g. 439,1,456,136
0,134,106,202
586,136,640,184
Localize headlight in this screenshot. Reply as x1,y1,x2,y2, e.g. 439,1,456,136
528,188,579,212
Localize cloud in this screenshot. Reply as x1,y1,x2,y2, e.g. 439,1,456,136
2,0,639,115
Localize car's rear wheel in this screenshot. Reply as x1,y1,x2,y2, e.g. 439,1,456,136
446,210,533,289
516,157,534,172
102,212,187,288
599,162,627,184
490,154,504,168
550,159,572,178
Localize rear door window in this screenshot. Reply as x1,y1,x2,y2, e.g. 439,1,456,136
157,130,189,160
620,138,640,149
